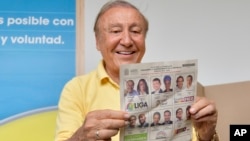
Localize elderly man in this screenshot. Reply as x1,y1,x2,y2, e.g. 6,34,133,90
55,1,218,141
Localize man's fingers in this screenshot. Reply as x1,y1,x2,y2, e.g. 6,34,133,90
99,118,129,129
94,129,119,140
83,110,130,132
189,97,217,123
191,113,217,122
190,96,213,114
191,103,216,120
88,109,129,120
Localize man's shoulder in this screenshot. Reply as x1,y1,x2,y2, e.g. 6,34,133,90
70,60,104,83
66,69,99,85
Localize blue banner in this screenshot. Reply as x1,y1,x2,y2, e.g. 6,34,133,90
0,0,76,121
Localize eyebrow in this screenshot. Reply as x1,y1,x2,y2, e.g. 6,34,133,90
108,23,122,28
108,22,143,29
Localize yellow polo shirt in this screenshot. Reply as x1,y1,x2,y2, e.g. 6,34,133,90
55,61,120,141
55,61,198,141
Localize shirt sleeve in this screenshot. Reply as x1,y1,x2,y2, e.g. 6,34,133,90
54,78,85,141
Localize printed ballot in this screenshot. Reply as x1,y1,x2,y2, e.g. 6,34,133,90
120,59,198,141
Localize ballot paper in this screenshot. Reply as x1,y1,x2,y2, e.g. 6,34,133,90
120,59,197,141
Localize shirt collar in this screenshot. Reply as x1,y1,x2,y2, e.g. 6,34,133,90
97,60,119,88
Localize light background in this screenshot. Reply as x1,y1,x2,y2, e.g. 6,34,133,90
85,0,250,86
1,0,250,141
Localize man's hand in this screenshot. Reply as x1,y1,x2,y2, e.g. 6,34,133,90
190,96,218,141
68,109,129,141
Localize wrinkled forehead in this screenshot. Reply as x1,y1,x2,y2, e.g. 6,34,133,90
100,6,144,24
95,6,148,33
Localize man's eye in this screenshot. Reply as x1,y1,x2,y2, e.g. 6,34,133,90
113,31,120,33
131,30,140,34
110,30,121,33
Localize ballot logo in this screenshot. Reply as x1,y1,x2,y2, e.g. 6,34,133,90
126,102,135,111
126,102,148,112
230,125,250,141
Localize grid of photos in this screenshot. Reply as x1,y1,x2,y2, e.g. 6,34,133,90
120,60,197,141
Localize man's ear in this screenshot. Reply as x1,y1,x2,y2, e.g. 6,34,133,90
95,35,100,51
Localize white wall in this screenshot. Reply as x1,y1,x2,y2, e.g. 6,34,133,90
85,0,250,86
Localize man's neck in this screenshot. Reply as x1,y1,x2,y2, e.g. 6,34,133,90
109,74,119,84
105,66,119,84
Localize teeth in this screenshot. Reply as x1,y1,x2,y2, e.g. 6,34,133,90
117,51,134,55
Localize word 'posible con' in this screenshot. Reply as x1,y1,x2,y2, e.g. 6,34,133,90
7,16,74,26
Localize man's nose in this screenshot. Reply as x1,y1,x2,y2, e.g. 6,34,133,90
120,31,133,47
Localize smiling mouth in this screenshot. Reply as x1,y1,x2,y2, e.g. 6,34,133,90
116,51,135,55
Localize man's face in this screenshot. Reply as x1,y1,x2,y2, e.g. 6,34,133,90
164,112,171,121
176,109,183,119
153,114,160,123
126,81,134,93
129,116,136,127
153,80,161,91
187,76,192,85
96,7,146,75
177,78,184,88
139,115,146,124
